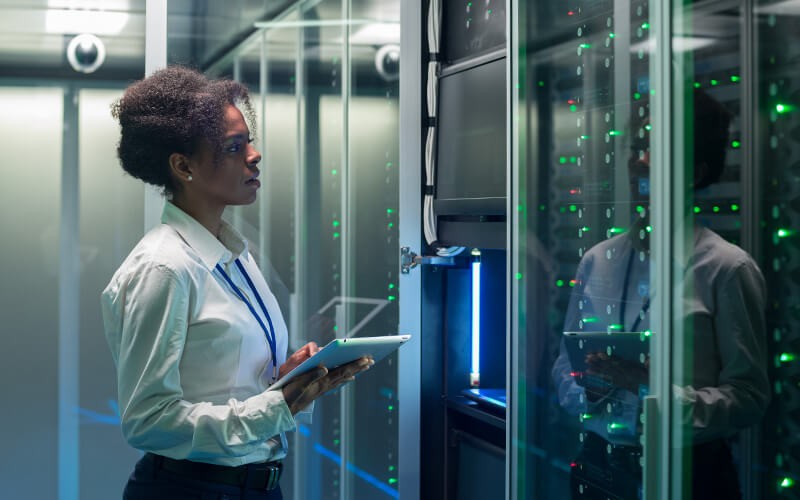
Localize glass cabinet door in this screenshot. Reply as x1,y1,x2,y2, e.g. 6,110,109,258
167,2,401,499
511,2,655,497
512,1,796,499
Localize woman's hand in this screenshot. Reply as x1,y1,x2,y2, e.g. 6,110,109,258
584,351,648,396
281,356,374,415
279,342,320,380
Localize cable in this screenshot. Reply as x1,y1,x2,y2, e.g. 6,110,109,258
424,0,463,257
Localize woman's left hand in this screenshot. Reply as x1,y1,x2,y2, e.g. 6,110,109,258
279,342,320,379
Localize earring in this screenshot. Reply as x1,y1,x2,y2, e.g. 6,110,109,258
187,175,193,182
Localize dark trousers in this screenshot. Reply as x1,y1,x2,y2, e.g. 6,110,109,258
571,433,742,500
123,453,284,500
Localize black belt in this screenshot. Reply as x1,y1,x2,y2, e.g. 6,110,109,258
149,453,283,491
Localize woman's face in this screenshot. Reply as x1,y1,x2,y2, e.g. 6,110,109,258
187,104,262,208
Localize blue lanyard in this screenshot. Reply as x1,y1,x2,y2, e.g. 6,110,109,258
215,259,278,380
620,249,650,332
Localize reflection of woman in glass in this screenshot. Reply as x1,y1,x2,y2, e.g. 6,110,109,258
102,66,373,499
552,89,769,499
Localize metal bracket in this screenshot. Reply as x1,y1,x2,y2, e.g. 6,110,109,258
401,246,458,273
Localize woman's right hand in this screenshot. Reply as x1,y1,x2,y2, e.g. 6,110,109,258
281,356,374,414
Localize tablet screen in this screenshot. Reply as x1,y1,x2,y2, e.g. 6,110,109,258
270,334,411,390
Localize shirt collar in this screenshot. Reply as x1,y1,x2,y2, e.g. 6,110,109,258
161,201,249,269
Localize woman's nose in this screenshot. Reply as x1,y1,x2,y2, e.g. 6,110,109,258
247,144,262,168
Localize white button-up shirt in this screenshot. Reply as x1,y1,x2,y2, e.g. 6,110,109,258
102,201,296,465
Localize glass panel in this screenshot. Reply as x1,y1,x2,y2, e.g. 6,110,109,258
0,86,63,500
512,2,653,498
667,4,767,499
168,2,401,499
755,2,800,498
78,88,144,498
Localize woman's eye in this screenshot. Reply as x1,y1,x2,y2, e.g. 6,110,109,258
226,142,242,153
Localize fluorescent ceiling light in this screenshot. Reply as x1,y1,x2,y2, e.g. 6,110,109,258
254,19,400,46
754,0,800,15
630,36,717,54
349,23,400,45
46,9,130,35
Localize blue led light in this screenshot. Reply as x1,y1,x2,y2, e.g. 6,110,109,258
471,258,481,384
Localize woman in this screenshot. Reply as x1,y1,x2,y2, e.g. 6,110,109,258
102,65,373,499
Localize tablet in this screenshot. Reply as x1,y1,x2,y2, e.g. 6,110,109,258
269,334,411,390
563,331,649,375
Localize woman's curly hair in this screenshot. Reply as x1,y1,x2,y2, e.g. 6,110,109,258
111,65,257,195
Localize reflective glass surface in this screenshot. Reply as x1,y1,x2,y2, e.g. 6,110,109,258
169,2,401,499
513,1,799,499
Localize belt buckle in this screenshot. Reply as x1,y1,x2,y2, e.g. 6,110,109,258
263,463,282,491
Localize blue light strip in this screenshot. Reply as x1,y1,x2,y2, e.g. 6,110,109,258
471,259,481,383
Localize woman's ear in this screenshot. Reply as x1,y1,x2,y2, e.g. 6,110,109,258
169,152,194,186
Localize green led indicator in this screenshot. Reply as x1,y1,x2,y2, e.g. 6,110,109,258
580,43,592,49
776,103,795,114
731,140,741,148
333,232,340,238
538,80,545,87
388,478,398,485
777,228,792,238
644,124,652,131
693,82,701,88
643,330,652,337
487,9,492,14
333,325,338,331
731,204,739,212
570,156,577,163
331,169,338,175
609,32,616,38
569,279,577,287
388,466,396,472
581,413,593,420
581,226,590,232
780,353,796,363
608,422,629,431
580,135,590,139
388,283,395,289
569,204,577,212
713,206,720,213
710,79,719,86
570,104,577,112
641,23,650,29
388,295,396,301
388,405,394,411
693,206,701,214
334,439,340,445
731,75,740,82
780,478,794,489
609,130,622,136
634,92,641,99
560,156,567,164
645,225,652,233
609,227,625,234
386,208,394,214
556,279,565,287
539,204,546,211
609,323,623,331
583,316,599,323
636,205,645,213
332,220,340,227
387,222,394,228
515,272,523,280
386,161,393,168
